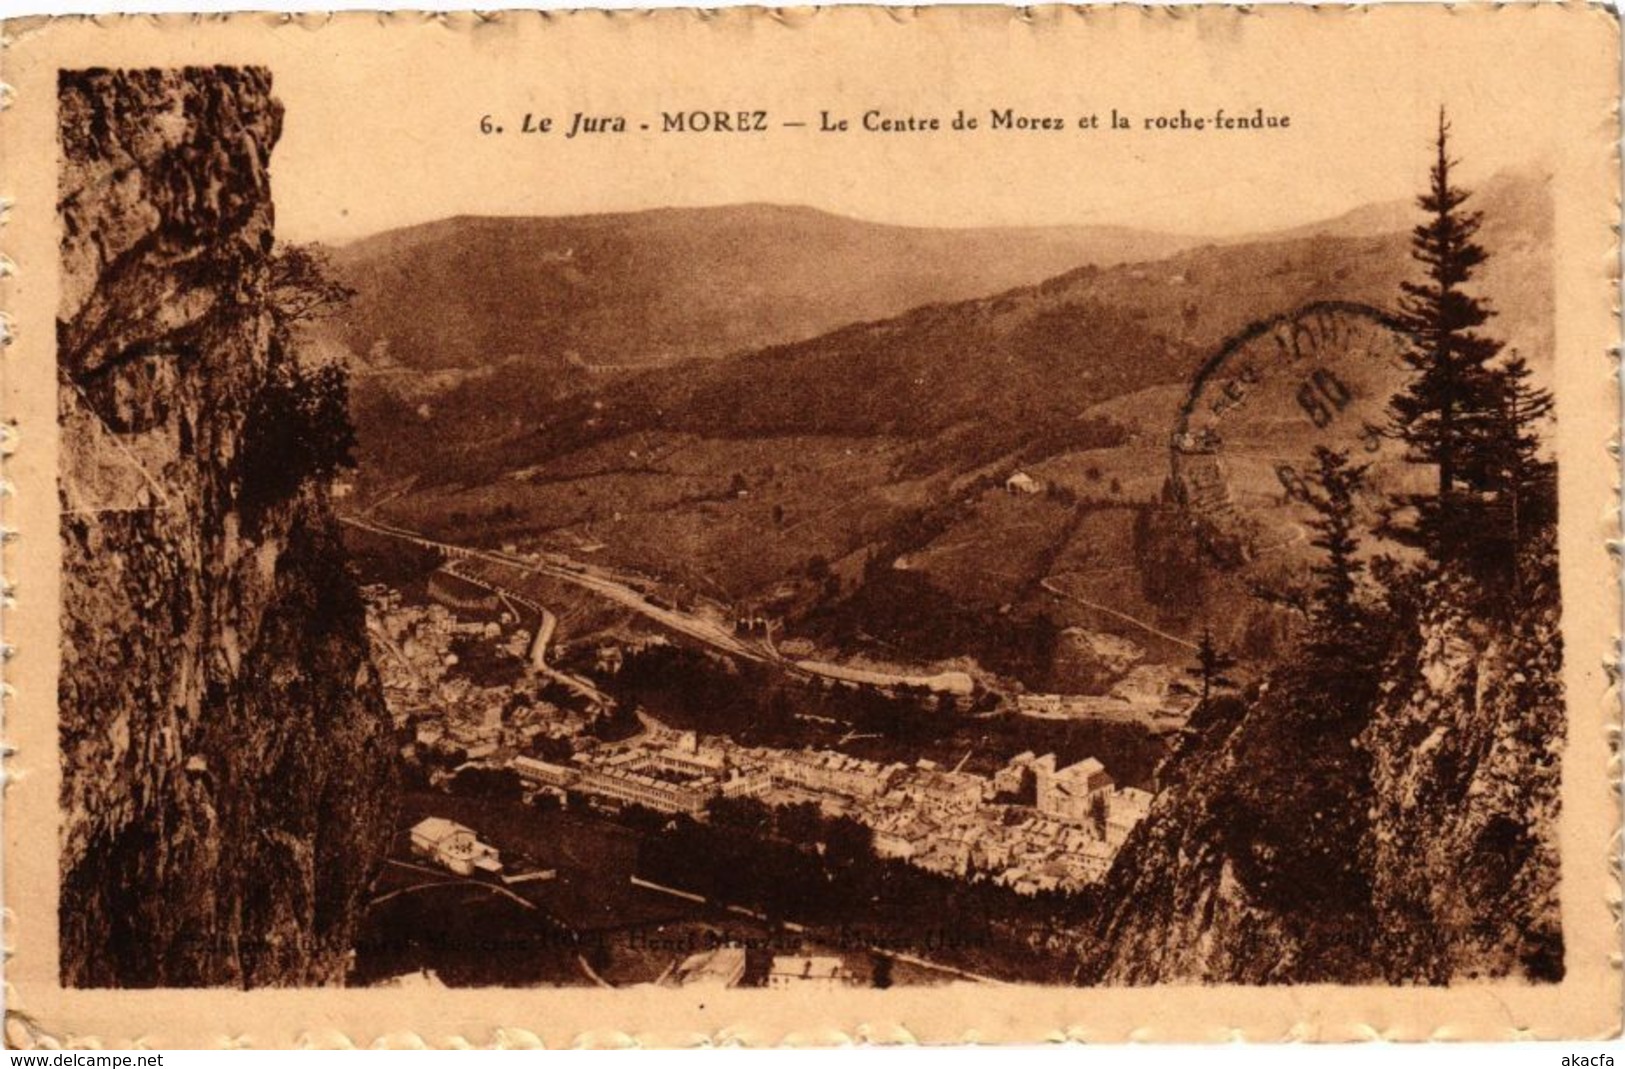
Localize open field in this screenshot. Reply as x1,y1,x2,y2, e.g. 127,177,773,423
379,432,940,602
907,489,1076,609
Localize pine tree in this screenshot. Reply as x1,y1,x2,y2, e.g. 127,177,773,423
1303,446,1369,642
1187,626,1237,718
1385,110,1506,564
1299,446,1390,704
1484,351,1557,592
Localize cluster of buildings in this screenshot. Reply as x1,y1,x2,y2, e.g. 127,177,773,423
762,747,903,801
1015,665,1194,728
363,586,595,770
514,732,730,817
812,749,1153,894
365,582,1155,899
507,726,1154,896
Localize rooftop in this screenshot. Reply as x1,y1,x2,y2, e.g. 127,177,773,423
410,816,473,844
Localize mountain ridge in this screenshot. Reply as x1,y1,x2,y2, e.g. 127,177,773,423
345,168,1551,695
318,202,1204,376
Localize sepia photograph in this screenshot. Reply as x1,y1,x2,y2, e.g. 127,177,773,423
4,3,1620,1047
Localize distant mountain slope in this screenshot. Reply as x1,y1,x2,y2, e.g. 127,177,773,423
324,203,1199,374
345,171,1551,690
376,168,1549,493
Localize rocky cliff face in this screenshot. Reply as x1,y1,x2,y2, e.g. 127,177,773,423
1081,675,1381,984
57,67,397,987
1361,579,1565,982
1081,573,1564,984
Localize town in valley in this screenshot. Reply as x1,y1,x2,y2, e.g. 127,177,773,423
350,517,1178,989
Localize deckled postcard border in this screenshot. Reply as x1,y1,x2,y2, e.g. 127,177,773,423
1,4,1619,1048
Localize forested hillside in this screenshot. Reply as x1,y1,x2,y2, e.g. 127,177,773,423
339,170,1549,696
1080,125,1564,984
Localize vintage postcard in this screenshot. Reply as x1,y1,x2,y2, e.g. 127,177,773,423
1,3,1619,1048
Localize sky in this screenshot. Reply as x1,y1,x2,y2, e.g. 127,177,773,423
233,8,1593,246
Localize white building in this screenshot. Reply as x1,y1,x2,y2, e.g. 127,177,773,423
1105,786,1154,846
511,755,577,790
409,817,502,877
1033,755,1114,826
1005,471,1044,495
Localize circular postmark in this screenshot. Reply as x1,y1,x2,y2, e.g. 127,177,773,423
1170,301,1416,568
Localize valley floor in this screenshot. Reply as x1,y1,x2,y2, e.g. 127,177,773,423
348,532,1176,988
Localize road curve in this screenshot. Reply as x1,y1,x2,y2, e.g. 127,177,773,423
343,516,990,694
342,515,767,663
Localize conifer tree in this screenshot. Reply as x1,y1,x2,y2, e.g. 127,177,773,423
1484,351,1557,591
1300,445,1388,695
1303,446,1369,640
1187,626,1236,718
1385,110,1506,565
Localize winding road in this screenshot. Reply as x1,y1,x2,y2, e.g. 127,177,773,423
343,516,767,663
342,515,974,694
